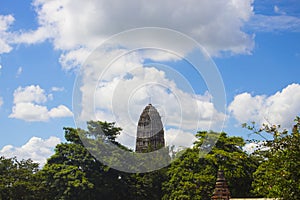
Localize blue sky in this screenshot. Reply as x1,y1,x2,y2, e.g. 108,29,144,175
0,0,300,165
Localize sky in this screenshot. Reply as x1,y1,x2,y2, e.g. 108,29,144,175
0,0,300,166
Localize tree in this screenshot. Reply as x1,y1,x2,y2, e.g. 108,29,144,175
86,120,122,146
162,131,258,200
0,157,43,200
130,168,168,200
40,120,168,200
40,121,135,199
245,117,300,199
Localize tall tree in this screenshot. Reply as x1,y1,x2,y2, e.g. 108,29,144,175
246,117,300,199
40,121,134,199
0,157,43,200
40,120,168,200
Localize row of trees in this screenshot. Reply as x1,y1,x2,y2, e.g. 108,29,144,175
0,118,299,199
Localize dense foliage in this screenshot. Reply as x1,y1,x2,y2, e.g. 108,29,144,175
39,121,166,200
245,117,300,199
1,118,299,199
0,157,43,200
162,132,258,200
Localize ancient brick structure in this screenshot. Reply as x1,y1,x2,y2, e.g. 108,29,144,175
135,104,165,153
211,170,231,200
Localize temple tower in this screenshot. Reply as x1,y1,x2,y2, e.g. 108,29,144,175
135,104,165,153
211,170,231,200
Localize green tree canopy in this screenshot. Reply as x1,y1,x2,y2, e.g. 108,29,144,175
246,117,300,199
40,120,167,200
0,156,43,200
162,131,258,200
40,121,134,199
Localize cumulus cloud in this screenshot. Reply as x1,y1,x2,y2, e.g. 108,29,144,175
59,47,91,71
13,85,48,104
0,136,61,166
10,102,50,121
3,0,300,67
49,105,73,118
9,85,72,121
0,15,14,54
228,83,300,129
165,128,197,149
33,0,254,51
13,26,51,45
100,68,224,131
5,0,256,67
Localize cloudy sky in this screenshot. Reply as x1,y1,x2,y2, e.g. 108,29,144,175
0,0,300,165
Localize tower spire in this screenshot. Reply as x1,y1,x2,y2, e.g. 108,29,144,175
135,104,165,153
211,170,231,200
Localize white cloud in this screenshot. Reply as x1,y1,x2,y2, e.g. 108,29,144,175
49,105,73,118
9,85,73,121
243,142,264,154
13,26,51,45
13,85,48,104
59,47,91,71
8,0,255,65
0,15,14,54
274,5,286,15
165,128,197,149
229,83,300,128
0,136,61,166
5,0,300,65
0,15,14,32
16,67,22,78
95,64,225,132
0,96,3,107
10,102,50,121
247,14,300,32
51,86,64,92
274,5,279,14
243,142,257,154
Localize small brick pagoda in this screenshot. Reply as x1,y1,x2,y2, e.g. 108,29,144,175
211,170,231,200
